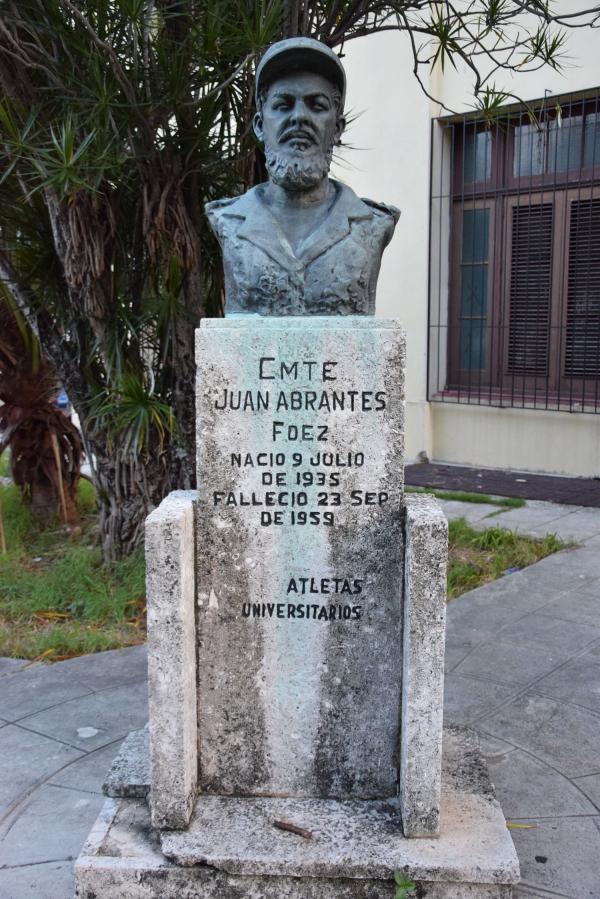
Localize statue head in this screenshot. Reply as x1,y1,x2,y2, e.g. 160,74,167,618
253,38,347,192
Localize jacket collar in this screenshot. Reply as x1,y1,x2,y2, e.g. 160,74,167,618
224,180,372,272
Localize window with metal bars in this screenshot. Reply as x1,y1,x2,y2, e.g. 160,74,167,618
429,90,600,413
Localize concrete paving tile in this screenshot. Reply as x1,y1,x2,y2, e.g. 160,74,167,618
572,774,600,809
547,545,600,577
508,816,600,898
514,888,570,898
477,506,575,533
0,784,104,867
0,726,84,816
453,639,572,686
540,590,600,628
525,518,600,543
52,644,147,692
516,551,597,590
518,560,599,598
435,499,500,523
534,649,600,713
0,659,37,677
446,595,527,641
20,680,149,751
479,733,518,762
49,740,124,793
446,574,551,637
513,501,584,515
570,577,600,598
0,860,73,899
443,673,520,725
444,637,478,673
0,665,94,722
483,693,600,778
497,613,600,654
453,570,532,604
485,749,597,818
450,567,568,612
552,506,600,536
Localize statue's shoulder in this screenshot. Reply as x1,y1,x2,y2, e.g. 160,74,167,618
205,188,262,241
205,186,262,218
357,196,400,247
205,194,243,221
360,196,401,225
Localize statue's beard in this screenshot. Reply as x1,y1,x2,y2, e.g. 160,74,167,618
265,144,333,191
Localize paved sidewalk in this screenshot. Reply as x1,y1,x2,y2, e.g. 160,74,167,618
0,499,599,898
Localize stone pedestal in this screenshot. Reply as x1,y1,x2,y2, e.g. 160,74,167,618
76,728,519,898
75,316,519,897
195,318,406,801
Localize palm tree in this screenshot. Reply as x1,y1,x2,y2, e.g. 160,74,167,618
0,298,83,526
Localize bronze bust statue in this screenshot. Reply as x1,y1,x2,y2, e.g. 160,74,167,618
206,38,399,315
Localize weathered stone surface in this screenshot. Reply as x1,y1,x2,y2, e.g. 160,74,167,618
74,728,519,898
195,317,405,799
103,725,150,799
146,490,198,829
400,494,448,837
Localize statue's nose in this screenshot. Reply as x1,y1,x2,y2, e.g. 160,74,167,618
289,100,311,122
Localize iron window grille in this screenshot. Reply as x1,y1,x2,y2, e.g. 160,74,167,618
429,89,600,413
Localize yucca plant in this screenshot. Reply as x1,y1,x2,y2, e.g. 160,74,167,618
0,1,596,558
0,298,83,527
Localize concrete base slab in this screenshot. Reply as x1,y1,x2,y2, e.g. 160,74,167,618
75,728,519,898
103,724,150,799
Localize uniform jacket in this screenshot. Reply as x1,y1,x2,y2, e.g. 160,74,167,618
205,180,400,315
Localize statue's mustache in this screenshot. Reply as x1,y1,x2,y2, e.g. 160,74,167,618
278,126,318,145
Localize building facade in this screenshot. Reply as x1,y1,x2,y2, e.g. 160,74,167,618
334,14,600,477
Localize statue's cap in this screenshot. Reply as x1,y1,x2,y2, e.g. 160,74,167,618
255,38,346,107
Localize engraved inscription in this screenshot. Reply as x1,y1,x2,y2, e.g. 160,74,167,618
212,356,388,531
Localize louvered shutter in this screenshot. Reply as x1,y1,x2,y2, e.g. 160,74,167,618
507,203,553,376
564,198,600,379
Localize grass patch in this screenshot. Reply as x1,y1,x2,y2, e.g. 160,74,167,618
406,486,525,508
448,517,565,600
0,480,145,662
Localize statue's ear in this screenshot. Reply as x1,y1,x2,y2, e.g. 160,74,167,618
253,112,264,144
335,115,346,146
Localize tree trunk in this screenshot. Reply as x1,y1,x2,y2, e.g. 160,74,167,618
88,432,186,561
29,482,62,526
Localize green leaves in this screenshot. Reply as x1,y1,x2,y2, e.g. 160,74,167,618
473,86,514,125
429,7,462,73
88,372,175,454
524,24,567,70
394,871,416,899
484,0,512,30
34,119,99,196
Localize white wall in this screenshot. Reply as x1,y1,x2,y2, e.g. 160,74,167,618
436,3,600,113
335,11,600,476
332,31,433,460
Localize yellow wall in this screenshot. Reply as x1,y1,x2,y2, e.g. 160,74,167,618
431,404,600,478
